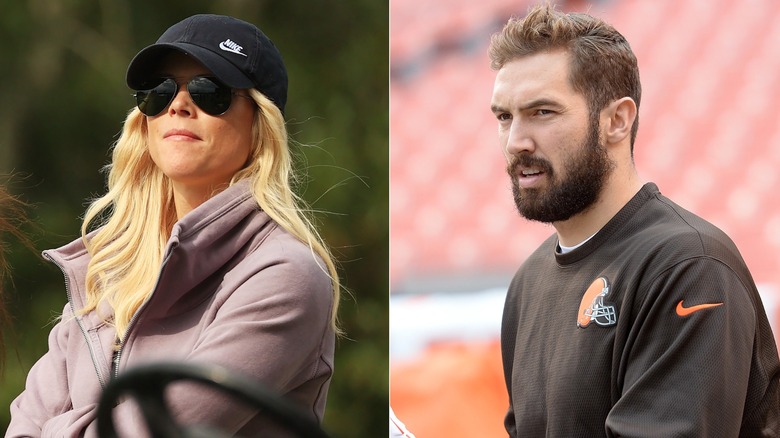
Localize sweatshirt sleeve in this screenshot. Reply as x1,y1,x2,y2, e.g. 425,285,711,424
605,257,758,437
500,278,519,438
6,304,92,438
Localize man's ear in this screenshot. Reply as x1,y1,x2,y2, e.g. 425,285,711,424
602,97,637,144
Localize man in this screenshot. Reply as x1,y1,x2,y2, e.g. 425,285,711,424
489,4,780,437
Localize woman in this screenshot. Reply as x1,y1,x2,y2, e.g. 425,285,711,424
7,14,339,437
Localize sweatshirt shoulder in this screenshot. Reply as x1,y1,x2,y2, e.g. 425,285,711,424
241,222,332,288
644,193,741,259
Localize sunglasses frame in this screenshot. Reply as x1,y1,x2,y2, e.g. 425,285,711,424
133,76,251,117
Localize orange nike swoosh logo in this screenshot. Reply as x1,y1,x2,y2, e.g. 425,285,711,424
676,300,723,317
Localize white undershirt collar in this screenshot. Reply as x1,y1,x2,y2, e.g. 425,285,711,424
557,231,598,254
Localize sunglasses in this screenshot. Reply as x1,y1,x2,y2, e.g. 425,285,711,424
134,76,249,117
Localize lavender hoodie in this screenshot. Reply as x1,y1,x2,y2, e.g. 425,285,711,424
6,180,335,437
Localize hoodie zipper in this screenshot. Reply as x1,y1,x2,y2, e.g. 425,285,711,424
44,253,109,390
111,241,179,380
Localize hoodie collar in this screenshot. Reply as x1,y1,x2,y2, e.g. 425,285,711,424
45,179,273,318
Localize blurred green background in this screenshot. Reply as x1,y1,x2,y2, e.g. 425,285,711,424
0,1,388,436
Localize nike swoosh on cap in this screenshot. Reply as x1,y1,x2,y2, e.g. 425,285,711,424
219,40,248,57
676,300,723,317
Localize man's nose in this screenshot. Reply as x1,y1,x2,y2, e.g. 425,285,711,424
505,119,535,156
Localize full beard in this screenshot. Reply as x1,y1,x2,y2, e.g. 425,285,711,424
506,119,615,223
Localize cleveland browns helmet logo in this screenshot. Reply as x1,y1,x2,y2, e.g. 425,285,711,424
577,276,617,328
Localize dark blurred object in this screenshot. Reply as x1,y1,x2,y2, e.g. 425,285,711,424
96,361,331,438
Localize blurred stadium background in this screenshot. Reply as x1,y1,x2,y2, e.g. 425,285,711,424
390,0,780,436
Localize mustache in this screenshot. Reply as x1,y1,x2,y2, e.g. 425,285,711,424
506,154,553,177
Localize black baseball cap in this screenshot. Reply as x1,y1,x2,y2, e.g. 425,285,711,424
126,14,288,113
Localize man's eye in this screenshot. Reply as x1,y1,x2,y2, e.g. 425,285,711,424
497,113,511,121
535,109,554,116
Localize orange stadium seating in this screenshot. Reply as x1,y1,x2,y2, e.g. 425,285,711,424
390,0,780,436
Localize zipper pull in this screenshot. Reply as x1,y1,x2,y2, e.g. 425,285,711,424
111,343,121,379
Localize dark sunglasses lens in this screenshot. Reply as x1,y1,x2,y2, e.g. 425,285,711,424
188,77,233,116
135,79,176,116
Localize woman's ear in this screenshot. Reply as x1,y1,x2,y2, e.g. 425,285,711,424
602,97,637,144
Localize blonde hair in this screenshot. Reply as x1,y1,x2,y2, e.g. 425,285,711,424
80,90,340,340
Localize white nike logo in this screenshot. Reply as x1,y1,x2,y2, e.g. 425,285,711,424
219,39,247,57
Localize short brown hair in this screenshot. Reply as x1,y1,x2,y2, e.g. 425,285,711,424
489,3,642,147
